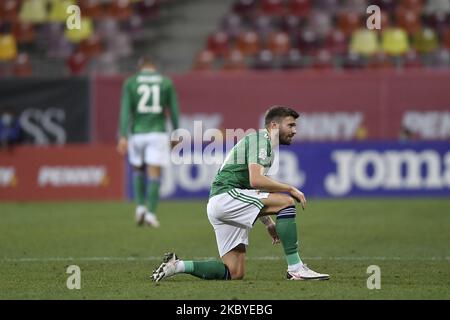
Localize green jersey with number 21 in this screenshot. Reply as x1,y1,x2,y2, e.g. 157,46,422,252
119,70,179,137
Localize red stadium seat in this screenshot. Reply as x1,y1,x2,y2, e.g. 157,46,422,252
261,0,286,16
312,49,334,69
288,0,311,17
12,22,35,44
13,53,33,77
79,35,103,58
324,29,348,55
206,31,230,57
232,0,258,17
66,51,88,75
444,28,450,50
400,0,424,12
138,0,161,20
0,0,20,23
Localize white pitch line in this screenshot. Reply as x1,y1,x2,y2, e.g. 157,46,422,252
1,256,450,263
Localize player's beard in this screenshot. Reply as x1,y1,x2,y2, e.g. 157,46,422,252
279,131,295,145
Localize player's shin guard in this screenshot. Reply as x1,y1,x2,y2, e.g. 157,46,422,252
184,261,231,280
133,170,146,205
147,178,160,213
275,206,303,267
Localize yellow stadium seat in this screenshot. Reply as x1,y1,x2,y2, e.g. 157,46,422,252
65,17,94,43
49,0,76,23
19,0,48,24
350,29,379,56
413,28,439,54
0,34,18,61
381,28,410,56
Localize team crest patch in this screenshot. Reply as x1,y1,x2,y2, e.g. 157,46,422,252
259,149,267,160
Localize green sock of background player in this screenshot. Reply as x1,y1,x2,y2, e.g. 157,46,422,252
147,178,160,214
133,171,146,206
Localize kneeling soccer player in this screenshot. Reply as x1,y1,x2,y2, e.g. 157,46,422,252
152,106,330,281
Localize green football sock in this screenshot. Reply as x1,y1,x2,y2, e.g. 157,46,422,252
133,171,146,206
275,206,303,266
147,178,160,213
183,260,230,280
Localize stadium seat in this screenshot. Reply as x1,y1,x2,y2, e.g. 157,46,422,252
403,49,423,68
93,52,119,75
280,15,302,37
400,0,423,12
79,0,104,19
13,53,33,76
288,0,311,17
344,0,369,14
107,0,133,21
49,0,76,23
338,11,362,36
312,49,334,69
0,0,20,23
444,28,450,50
314,0,339,15
342,51,365,69
221,13,242,39
253,15,276,40
137,0,161,20
66,51,88,75
12,21,35,44
324,29,348,55
207,31,230,57
297,29,319,55
97,19,120,42
79,35,103,58
309,10,332,38
432,48,450,67
222,49,247,70
267,31,291,56
19,0,48,24
381,28,410,56
425,12,449,36
192,50,215,71
232,0,258,17
107,32,133,57
252,49,276,69
280,48,304,69
396,7,421,34
367,52,394,69
350,29,380,56
45,23,74,58
0,34,18,61
261,0,286,16
65,17,94,43
412,28,439,54
236,31,261,56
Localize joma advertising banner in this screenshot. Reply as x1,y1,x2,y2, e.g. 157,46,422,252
0,145,124,201
0,78,91,144
127,141,450,199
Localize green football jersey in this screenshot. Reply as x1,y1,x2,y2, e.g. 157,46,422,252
209,130,274,198
119,70,179,137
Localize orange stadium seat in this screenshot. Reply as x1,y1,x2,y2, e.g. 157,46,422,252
396,7,422,34
79,35,103,58
107,0,133,21
236,31,261,56
207,31,230,57
79,0,105,19
338,11,362,36
193,50,215,71
222,49,247,70
261,0,286,16
267,31,291,56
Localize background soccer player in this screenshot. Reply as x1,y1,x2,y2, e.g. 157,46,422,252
152,106,329,281
117,56,180,228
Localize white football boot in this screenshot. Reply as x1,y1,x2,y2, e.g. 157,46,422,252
144,212,160,228
287,264,330,281
152,252,179,282
135,206,147,226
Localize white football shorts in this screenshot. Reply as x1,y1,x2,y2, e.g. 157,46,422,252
128,132,170,167
207,188,269,257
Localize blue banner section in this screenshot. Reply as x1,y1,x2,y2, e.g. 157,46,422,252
126,141,450,200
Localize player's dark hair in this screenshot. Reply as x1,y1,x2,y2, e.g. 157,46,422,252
264,106,299,127
138,55,155,69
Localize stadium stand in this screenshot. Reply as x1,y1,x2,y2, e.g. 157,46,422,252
194,0,450,70
0,0,448,75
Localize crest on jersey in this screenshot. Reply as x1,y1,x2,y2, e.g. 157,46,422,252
259,149,267,160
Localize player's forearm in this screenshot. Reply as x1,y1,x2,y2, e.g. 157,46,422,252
259,215,274,226
250,174,292,193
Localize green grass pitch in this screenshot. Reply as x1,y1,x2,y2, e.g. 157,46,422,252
1,199,449,299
